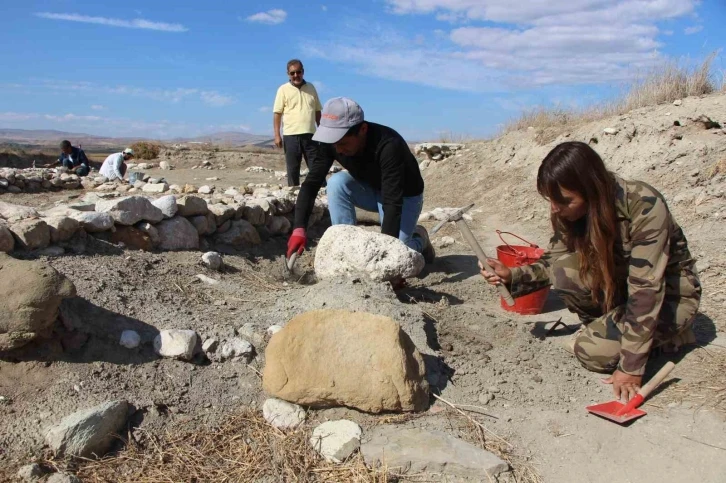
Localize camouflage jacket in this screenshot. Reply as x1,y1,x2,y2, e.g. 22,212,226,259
510,175,699,375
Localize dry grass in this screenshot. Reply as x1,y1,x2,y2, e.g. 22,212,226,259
436,131,472,144
708,158,726,178
45,408,394,483
130,141,164,160
503,54,720,142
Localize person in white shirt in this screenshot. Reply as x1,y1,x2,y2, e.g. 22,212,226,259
99,148,134,181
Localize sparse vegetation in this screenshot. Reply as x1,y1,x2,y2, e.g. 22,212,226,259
437,130,471,144
129,141,163,160
503,54,721,139
708,158,726,178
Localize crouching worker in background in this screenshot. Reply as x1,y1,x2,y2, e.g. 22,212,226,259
480,141,701,402
46,140,90,176
99,148,135,182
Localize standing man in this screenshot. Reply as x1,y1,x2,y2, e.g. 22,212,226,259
46,140,90,176
99,148,134,182
273,59,323,186
287,97,435,264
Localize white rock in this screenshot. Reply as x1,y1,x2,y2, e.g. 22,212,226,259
159,161,172,170
68,211,114,232
198,185,213,194
224,188,240,197
0,201,40,221
156,216,200,250
310,420,362,463
603,127,619,135
153,329,198,360
142,182,169,194
267,325,283,336
202,251,223,270
219,338,254,362
152,195,178,219
202,337,219,353
44,216,80,243
262,398,306,430
418,212,434,222
314,225,424,282
95,196,164,225
435,236,455,248
9,219,50,249
46,473,81,483
673,99,682,106
430,207,472,222
176,196,208,216
196,274,220,285
45,400,129,457
119,330,141,349
208,203,235,226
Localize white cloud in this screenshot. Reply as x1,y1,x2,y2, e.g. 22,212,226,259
245,9,287,25
684,25,703,35
90,105,105,110
304,1,700,91
200,91,235,107
0,112,38,122
312,80,326,93
43,113,103,122
258,106,271,112
35,12,187,32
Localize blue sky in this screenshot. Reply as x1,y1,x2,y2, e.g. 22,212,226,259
0,1,724,141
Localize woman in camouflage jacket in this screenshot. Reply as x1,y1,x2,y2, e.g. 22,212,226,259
481,141,701,402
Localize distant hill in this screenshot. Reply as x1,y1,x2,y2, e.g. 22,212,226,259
0,128,273,150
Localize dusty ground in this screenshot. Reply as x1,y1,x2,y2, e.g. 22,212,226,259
1,94,726,482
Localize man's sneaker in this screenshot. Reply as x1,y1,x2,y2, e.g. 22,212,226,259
414,225,435,264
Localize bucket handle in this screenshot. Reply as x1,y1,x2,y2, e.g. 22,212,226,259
496,230,539,251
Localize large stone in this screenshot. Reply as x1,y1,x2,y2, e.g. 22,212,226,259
0,224,14,252
208,203,235,226
190,214,214,236
45,400,129,457
177,195,208,216
152,195,178,219
68,211,115,232
45,216,80,243
10,219,50,250
0,255,76,350
0,201,40,221
314,225,424,282
263,398,306,430
262,310,428,413
142,182,169,194
159,161,172,170
361,427,509,479
214,219,261,246
243,202,268,225
153,329,198,360
310,420,362,463
267,215,291,235
95,196,164,225
156,217,200,250
111,225,153,251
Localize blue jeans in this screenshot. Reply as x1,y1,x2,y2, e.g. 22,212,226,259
326,171,424,252
62,159,89,177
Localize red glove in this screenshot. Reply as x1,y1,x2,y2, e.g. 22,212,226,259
287,228,307,258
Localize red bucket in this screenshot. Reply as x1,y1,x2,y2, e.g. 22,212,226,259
496,230,550,315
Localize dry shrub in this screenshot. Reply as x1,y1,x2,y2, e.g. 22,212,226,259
708,158,726,178
437,131,472,144
56,408,392,483
129,141,163,160
502,54,720,142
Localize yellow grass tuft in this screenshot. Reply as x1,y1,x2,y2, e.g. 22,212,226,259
129,141,164,160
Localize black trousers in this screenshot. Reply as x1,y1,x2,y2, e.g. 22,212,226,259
283,133,320,187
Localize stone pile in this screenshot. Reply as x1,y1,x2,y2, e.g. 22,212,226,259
0,187,328,254
0,168,84,193
414,143,464,161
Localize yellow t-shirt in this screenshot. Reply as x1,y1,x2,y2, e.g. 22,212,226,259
273,82,322,135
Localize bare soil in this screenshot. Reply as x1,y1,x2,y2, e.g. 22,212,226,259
1,94,725,482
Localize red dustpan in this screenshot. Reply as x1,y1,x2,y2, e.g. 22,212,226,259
586,361,675,424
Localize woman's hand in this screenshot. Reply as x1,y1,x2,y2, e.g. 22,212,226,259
479,258,512,286
602,370,643,402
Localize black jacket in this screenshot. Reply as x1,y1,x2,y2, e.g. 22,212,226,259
294,122,424,237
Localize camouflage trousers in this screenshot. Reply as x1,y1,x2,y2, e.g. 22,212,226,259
551,253,701,373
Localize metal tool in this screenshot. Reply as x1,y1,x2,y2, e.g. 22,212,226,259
281,252,299,281
430,204,515,306
586,361,675,424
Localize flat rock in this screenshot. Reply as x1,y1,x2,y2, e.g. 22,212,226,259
263,309,428,413
262,398,306,429
45,400,129,457
153,329,198,360
361,427,509,479
152,195,178,219
314,225,424,282
46,473,81,483
214,219,261,246
0,201,40,221
208,203,235,226
156,216,200,250
44,216,80,243
176,195,208,216
9,219,50,250
95,196,164,225
310,420,362,463
142,182,169,194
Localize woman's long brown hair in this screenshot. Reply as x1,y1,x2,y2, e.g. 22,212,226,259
537,142,618,311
